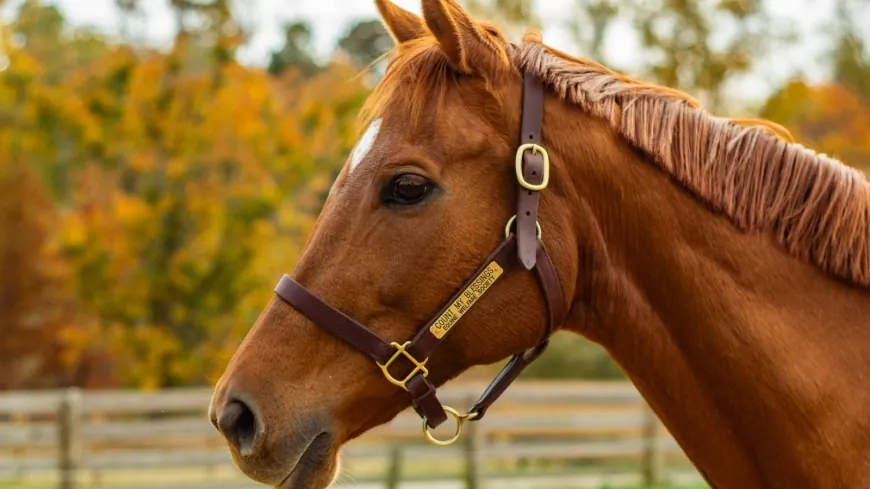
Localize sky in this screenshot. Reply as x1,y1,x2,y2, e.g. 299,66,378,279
0,0,847,107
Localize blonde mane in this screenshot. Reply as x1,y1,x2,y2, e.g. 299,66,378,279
364,33,870,287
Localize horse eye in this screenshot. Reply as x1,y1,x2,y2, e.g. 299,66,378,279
385,174,431,205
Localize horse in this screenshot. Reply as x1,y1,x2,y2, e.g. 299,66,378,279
208,1,870,488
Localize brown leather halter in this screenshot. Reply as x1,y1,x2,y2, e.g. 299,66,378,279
273,71,566,446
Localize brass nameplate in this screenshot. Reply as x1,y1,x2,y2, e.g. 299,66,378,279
429,261,504,339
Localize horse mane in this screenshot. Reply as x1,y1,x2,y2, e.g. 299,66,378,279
513,34,870,287
362,33,870,287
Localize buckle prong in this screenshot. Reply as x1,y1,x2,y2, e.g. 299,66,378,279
376,341,428,391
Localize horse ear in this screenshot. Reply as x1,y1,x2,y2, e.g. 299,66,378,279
375,0,427,44
421,0,510,75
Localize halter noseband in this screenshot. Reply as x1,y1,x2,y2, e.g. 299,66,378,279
273,71,566,446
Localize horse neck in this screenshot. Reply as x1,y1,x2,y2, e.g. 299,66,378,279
545,102,870,488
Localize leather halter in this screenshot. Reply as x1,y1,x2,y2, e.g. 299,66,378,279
273,71,566,446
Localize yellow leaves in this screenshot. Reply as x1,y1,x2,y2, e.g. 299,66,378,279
60,210,87,248
166,157,186,179
105,322,182,390
113,193,149,226
7,50,44,79
0,15,374,388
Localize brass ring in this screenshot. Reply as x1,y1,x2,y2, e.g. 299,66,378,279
422,407,479,447
504,215,542,239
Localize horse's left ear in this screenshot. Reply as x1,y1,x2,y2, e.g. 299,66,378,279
421,0,511,76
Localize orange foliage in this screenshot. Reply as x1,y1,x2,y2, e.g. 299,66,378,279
0,161,100,389
761,81,870,172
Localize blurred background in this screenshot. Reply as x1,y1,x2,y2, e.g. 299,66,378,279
0,0,868,488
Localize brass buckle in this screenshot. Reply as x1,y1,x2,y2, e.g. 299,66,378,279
376,341,428,391
504,215,542,239
422,406,479,446
515,143,550,191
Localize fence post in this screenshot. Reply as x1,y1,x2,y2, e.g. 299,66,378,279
59,388,83,489
642,404,664,487
385,445,403,489
463,396,486,489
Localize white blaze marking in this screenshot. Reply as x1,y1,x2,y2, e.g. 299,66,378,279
350,118,382,174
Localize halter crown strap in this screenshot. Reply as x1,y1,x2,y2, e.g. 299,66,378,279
515,71,548,270
272,70,566,445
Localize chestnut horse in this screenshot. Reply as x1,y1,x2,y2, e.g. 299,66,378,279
209,1,870,488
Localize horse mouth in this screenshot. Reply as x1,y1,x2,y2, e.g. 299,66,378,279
277,432,335,489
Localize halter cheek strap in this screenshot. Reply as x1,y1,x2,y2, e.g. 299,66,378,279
273,71,566,446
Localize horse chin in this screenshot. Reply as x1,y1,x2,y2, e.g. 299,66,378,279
275,432,340,489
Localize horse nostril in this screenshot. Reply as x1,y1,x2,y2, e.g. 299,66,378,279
217,399,260,455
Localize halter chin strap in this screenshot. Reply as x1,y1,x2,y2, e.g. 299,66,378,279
273,71,566,446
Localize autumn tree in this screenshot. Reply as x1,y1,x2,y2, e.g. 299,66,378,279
0,2,371,388
761,81,870,173
761,1,869,172
52,53,367,388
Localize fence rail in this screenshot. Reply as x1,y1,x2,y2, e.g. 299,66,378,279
0,381,703,489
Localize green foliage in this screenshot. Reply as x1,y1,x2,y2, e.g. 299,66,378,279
164,0,246,71
566,0,619,61
268,22,321,77
522,334,626,380
831,0,870,100
624,0,774,111
338,20,392,69
833,35,870,101
466,0,781,112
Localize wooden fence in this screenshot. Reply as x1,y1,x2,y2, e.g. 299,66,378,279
0,381,704,489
